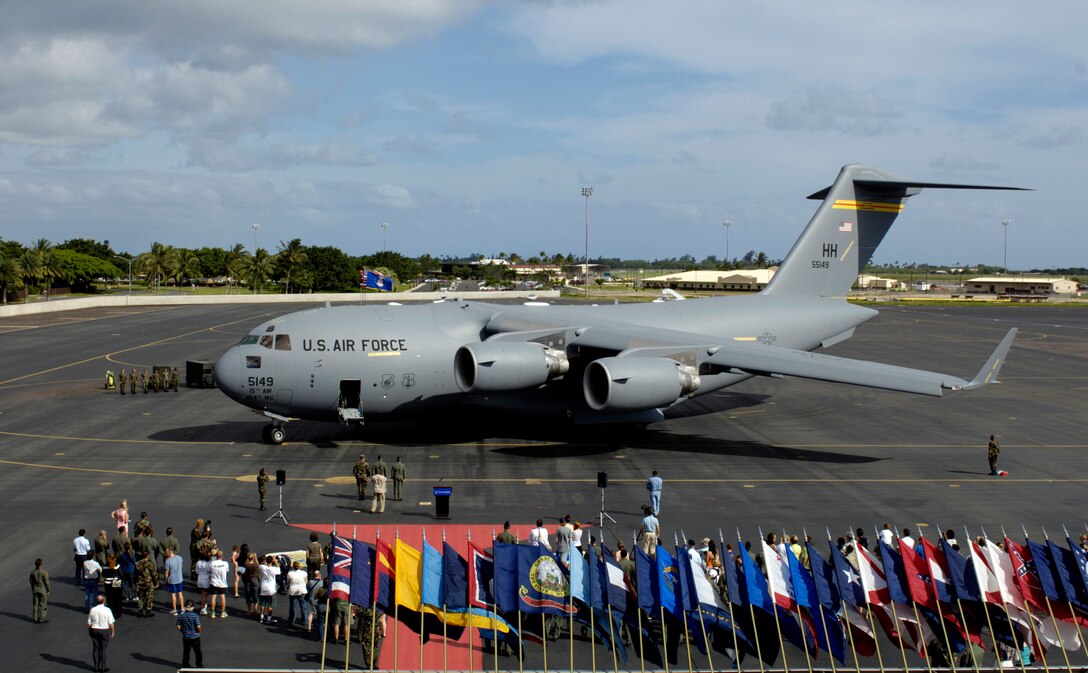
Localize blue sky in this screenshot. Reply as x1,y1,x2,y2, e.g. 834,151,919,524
1,1,1085,269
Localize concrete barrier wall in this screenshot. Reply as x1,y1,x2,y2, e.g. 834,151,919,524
0,290,560,318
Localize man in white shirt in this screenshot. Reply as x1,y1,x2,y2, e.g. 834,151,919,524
900,528,915,549
74,529,92,583
82,556,103,612
529,519,551,549
259,555,281,624
196,556,212,615
87,595,115,673
208,549,230,618
286,561,308,627
879,523,895,547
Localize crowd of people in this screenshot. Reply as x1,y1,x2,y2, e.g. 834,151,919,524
106,366,181,394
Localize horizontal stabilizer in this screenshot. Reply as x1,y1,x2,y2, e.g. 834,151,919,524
704,329,1016,397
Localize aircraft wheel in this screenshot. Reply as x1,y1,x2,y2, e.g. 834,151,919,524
269,426,286,445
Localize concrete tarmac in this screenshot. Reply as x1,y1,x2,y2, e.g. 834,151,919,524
1,301,1085,671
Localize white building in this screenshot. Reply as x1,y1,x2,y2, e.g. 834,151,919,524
965,276,1077,295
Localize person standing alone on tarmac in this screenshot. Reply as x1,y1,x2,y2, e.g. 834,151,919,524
988,434,1001,475
390,456,406,501
646,470,662,516
29,558,50,623
257,468,270,511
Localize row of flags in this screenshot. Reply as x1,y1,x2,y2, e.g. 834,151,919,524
324,529,1088,669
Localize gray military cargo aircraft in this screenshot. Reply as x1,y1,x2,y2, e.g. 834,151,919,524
214,164,1024,444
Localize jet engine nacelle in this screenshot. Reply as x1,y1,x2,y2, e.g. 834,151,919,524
454,341,569,393
583,357,701,411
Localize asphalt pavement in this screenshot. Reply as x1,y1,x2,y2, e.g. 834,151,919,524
1,300,1085,671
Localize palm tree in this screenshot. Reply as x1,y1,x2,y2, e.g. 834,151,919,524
174,252,203,287
276,238,307,294
137,242,179,293
32,239,59,301
18,247,42,303
223,243,248,294
0,254,23,305
244,248,276,294
755,251,769,269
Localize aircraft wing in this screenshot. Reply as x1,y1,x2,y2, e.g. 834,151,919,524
701,328,1017,396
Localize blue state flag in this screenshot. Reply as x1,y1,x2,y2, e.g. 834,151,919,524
1028,539,1063,603
600,545,629,613
805,542,841,612
829,541,866,607
516,546,573,616
633,546,659,615
421,539,444,610
655,545,681,618
724,550,745,607
587,548,606,612
493,542,519,614
349,540,374,607
361,268,394,292
569,545,591,607
878,541,911,605
442,541,468,611
1050,539,1088,610
738,542,774,614
941,539,981,602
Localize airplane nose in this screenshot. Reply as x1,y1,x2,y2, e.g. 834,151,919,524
213,348,242,396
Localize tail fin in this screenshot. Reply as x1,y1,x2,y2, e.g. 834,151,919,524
762,164,1028,297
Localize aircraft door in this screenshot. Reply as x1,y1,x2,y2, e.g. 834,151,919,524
338,379,364,423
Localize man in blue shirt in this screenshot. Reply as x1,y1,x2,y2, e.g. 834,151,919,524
645,470,663,516
176,600,203,668
163,548,185,615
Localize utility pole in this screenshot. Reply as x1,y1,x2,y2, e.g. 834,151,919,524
582,187,593,297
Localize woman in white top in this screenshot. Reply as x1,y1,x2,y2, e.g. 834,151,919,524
258,555,281,624
286,561,309,627
572,522,584,554
196,557,212,615
529,518,551,549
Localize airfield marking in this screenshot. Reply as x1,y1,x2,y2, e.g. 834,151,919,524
0,377,102,389
3,459,1088,485
0,311,275,387
0,430,234,445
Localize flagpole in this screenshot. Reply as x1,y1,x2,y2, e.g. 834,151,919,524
567,547,574,673
805,538,835,673
517,610,524,673
1026,528,1071,673
680,598,694,673
965,526,1004,671
739,530,765,673
661,606,672,673
322,524,338,673
918,531,956,673
609,606,620,673
1002,531,1048,673
636,607,646,673
590,600,597,673
827,530,862,673
719,529,741,673
371,528,380,673
394,529,400,673
344,528,358,673
696,606,715,673
785,530,812,673
1052,527,1087,671
877,526,912,673
852,530,887,673
541,613,548,673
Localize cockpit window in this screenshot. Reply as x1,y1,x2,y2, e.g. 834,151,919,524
259,335,274,349
239,335,258,345
275,334,292,351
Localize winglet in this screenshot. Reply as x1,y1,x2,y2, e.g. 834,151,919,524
953,328,1017,391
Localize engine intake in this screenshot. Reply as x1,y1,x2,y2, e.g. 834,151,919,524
583,357,700,411
454,342,569,393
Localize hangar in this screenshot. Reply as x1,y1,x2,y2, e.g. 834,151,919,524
965,275,1077,295
642,268,776,292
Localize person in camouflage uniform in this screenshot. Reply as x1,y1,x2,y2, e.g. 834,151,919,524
257,468,270,511
352,455,369,501
120,368,127,395
141,368,149,393
135,550,159,617
356,606,385,669
129,369,137,394
171,366,180,392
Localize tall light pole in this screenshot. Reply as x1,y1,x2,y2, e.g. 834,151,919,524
251,223,260,253
1001,218,1011,274
381,222,389,253
723,219,732,266
582,187,593,297
113,255,133,295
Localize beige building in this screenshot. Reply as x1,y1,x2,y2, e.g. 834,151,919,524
965,276,1077,295
855,274,899,290
643,268,776,292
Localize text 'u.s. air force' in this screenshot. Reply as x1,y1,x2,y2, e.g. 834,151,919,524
301,338,407,353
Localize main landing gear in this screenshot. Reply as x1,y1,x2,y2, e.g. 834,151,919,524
262,425,286,445
260,411,291,445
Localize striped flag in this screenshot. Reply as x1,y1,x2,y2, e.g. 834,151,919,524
330,535,353,601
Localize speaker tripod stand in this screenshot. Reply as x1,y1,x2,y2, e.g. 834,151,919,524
265,484,290,525
597,487,617,527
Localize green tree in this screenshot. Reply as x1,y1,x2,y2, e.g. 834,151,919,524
57,238,116,261
174,251,203,285
243,248,276,294
276,238,308,294
137,242,179,292
755,252,769,269
52,249,122,292
223,244,249,293
192,247,228,278
302,246,357,291
32,239,61,300
0,253,23,305
18,247,42,303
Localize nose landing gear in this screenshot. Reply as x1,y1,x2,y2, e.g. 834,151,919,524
259,411,291,445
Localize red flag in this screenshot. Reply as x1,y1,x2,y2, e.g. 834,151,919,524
900,538,937,611
920,537,984,648
373,537,395,610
